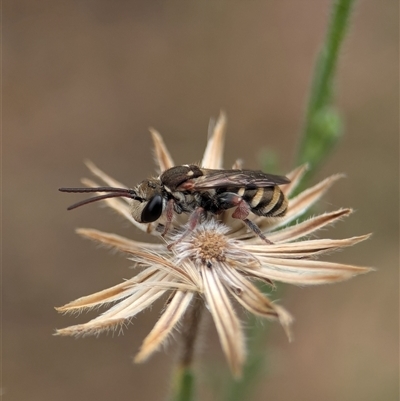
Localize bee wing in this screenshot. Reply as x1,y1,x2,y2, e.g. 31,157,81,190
193,169,290,189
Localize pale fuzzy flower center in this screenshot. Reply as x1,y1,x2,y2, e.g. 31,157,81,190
192,230,228,265
173,221,232,267
173,220,261,270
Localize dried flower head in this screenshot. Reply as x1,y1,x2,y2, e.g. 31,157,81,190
56,113,371,377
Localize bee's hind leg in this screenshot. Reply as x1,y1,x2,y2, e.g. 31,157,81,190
227,196,273,245
242,218,274,244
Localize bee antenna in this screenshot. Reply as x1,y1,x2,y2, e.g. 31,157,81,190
59,186,133,194
59,186,142,210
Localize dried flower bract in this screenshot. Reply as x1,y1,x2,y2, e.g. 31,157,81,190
56,113,371,377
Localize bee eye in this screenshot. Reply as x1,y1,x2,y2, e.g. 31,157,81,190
141,195,163,223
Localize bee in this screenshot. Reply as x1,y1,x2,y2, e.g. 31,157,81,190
59,164,290,244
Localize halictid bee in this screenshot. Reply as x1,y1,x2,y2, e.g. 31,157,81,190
59,164,290,244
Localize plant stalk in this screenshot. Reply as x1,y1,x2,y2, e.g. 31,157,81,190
297,0,356,182
170,295,204,401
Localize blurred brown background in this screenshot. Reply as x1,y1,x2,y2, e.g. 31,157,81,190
3,1,398,400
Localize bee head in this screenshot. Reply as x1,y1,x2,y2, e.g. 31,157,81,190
59,179,164,224
131,180,164,223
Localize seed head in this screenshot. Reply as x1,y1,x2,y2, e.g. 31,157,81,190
56,112,372,377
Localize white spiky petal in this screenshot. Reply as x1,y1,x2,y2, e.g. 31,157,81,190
56,113,372,377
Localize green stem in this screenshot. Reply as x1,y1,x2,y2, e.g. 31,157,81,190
221,1,357,400
170,295,203,401
297,0,355,181
172,367,195,401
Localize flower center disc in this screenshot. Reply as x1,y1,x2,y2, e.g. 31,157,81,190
192,231,228,265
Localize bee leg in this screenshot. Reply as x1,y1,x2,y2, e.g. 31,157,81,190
242,218,274,244
229,198,274,245
167,207,206,250
162,199,175,237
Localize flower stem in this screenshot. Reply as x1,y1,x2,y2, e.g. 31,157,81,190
170,295,204,401
297,0,355,182
226,1,357,400
172,367,195,401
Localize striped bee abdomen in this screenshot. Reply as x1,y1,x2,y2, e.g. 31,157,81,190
242,186,288,217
